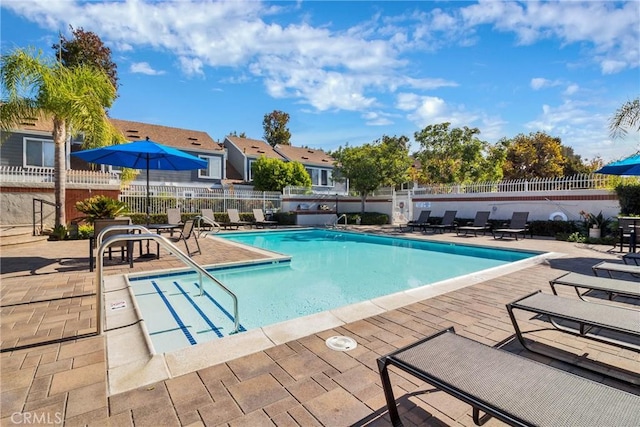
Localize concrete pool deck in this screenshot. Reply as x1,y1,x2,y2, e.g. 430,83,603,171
1,226,638,426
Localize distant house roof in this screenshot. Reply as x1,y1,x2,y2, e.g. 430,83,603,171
110,118,222,152
274,144,335,167
225,136,283,159
7,115,222,153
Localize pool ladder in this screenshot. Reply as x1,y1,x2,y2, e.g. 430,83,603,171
330,214,348,229
95,225,240,335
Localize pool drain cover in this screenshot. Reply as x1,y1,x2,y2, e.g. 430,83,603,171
325,336,357,351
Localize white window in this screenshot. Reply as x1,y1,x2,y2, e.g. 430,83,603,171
305,167,333,187
198,155,222,180
24,138,54,168
248,159,256,181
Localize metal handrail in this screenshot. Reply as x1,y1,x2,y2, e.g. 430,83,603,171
194,215,221,236
32,198,58,236
96,226,240,335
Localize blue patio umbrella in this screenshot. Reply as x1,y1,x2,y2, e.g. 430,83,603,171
595,153,640,176
72,137,207,222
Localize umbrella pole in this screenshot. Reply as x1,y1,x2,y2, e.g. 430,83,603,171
141,156,156,258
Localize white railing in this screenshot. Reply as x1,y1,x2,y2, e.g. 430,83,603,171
119,185,281,215
413,174,635,195
0,166,119,185
283,186,393,197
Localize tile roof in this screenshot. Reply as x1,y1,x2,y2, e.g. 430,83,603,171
7,115,222,152
110,118,222,152
274,144,335,167
225,136,284,159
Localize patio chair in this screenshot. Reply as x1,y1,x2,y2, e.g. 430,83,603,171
549,271,640,303
168,219,201,256
221,208,251,229
424,210,457,234
407,210,431,232
592,261,640,279
252,208,278,228
378,327,640,427
456,211,491,237
616,217,639,253
492,211,529,240
90,218,140,271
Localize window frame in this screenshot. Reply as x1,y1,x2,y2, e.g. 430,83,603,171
23,137,55,168
198,155,223,180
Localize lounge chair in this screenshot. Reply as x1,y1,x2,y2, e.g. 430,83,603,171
507,290,640,353
424,210,457,234
252,208,278,228
592,261,640,278
407,210,431,232
456,211,491,237
168,219,201,256
378,327,640,427
222,208,251,229
623,252,640,265
492,211,529,240
549,271,640,302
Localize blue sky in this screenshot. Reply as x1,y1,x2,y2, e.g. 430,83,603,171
1,0,639,162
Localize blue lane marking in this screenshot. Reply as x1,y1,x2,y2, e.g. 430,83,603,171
198,283,247,332
151,281,196,345
173,282,224,338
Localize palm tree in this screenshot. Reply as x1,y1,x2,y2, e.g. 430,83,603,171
1,48,119,228
609,97,640,139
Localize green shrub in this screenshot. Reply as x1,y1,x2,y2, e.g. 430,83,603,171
615,183,640,214
344,212,388,225
272,211,296,225
75,195,129,223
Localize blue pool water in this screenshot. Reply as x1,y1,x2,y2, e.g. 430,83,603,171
130,229,539,353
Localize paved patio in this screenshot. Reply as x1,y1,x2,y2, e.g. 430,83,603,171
1,226,638,426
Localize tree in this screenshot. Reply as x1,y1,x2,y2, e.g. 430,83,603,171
1,48,119,227
609,97,640,139
332,135,411,212
263,110,291,147
562,146,599,175
251,156,311,192
53,26,119,91
502,131,564,179
228,131,247,138
413,123,505,184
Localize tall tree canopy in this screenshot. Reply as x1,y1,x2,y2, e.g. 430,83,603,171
413,123,505,184
332,135,411,212
251,156,311,192
1,48,119,227
501,131,564,179
609,97,640,139
263,110,291,147
53,26,119,92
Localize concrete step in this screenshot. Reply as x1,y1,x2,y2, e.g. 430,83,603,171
0,226,49,247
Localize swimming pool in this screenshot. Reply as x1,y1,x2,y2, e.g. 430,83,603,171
129,229,540,353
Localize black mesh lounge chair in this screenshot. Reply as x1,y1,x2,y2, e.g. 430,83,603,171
378,327,640,427
492,211,529,240
592,261,640,279
456,211,491,236
407,210,431,232
617,217,639,253
252,208,278,228
507,291,640,383
424,210,457,234
623,252,640,265
549,272,640,302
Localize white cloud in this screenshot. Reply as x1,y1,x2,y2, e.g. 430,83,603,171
362,111,394,126
396,93,481,131
130,62,165,76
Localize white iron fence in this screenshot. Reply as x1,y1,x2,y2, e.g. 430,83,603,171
0,166,119,185
412,174,635,195
119,185,282,215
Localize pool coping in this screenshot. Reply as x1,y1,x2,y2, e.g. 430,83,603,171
104,232,564,395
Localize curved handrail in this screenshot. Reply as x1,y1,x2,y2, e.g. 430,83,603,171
194,215,221,236
96,227,240,336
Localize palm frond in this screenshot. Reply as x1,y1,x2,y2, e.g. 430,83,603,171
609,98,640,139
